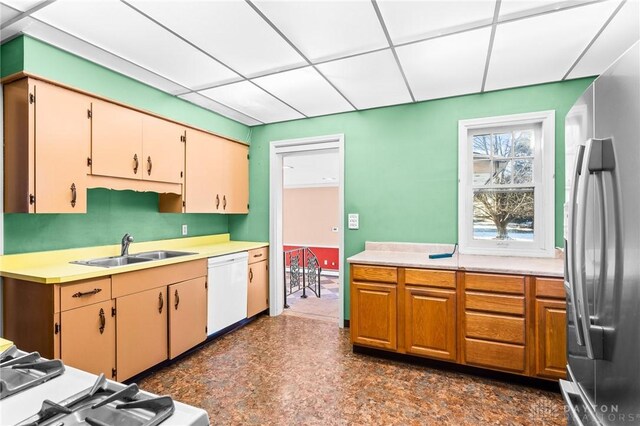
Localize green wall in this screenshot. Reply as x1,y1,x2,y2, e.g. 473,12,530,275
229,78,594,319
1,36,251,254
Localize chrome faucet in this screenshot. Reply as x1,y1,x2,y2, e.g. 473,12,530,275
121,233,134,256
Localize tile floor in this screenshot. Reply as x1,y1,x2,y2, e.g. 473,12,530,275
139,315,565,425
283,275,340,323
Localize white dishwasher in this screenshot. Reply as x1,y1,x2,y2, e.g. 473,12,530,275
207,251,249,335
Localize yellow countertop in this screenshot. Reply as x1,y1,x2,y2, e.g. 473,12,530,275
0,234,268,284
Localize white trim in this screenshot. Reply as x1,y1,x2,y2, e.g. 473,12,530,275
458,110,555,257
269,134,345,327
283,183,340,189
283,243,340,249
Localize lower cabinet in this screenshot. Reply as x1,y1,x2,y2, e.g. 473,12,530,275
351,281,397,350
61,299,116,378
116,287,168,381
168,277,207,359
535,298,567,379
247,259,269,318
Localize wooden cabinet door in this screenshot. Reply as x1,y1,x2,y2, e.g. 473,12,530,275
535,299,567,379
351,282,397,350
91,99,143,180
34,81,91,213
405,287,456,361
61,300,115,378
247,260,268,317
184,129,225,213
168,277,207,359
224,141,249,213
142,115,185,184
116,287,168,381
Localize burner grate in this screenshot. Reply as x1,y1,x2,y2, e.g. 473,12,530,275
0,346,65,400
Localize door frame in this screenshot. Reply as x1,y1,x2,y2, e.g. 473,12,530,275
269,134,345,327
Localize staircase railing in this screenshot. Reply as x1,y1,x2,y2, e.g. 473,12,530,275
283,246,322,308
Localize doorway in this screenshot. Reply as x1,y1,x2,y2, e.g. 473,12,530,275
268,134,345,327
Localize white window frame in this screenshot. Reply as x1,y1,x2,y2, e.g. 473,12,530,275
458,110,555,257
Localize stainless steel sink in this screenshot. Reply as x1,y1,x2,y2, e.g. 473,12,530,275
71,255,153,268
132,250,197,260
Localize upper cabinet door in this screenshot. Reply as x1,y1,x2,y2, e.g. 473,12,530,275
142,116,185,184
184,129,225,213
34,81,91,213
91,100,143,180
224,142,249,214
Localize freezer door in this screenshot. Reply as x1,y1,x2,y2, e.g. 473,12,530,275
592,42,640,423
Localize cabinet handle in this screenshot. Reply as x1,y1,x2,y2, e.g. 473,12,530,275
223,195,227,210
249,268,253,283
133,154,139,174
158,291,164,313
72,288,102,298
216,194,220,209
98,308,105,334
174,289,180,310
70,183,77,208
147,156,152,176
253,253,263,258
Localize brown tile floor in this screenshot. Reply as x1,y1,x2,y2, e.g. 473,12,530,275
139,315,565,425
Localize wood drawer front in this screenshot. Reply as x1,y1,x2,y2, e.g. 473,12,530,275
465,273,524,295
352,265,397,284
535,277,565,299
465,292,525,316
465,338,526,373
112,259,207,298
465,312,525,345
404,269,456,289
248,247,268,264
60,278,111,311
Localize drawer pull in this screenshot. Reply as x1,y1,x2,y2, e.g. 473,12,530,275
72,288,103,298
174,289,180,310
253,253,263,258
98,308,106,334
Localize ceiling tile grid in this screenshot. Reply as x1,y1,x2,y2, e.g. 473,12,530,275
1,0,637,125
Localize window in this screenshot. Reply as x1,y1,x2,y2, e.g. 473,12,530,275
458,111,555,257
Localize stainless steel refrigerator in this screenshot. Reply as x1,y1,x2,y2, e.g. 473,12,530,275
562,41,640,425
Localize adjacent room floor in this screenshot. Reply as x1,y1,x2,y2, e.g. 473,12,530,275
283,275,339,323
139,315,564,425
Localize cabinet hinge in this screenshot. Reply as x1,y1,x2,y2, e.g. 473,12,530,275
205,280,208,289
180,171,183,178
180,134,187,142
87,109,92,118
247,203,250,210
29,194,35,205
54,323,60,334
182,201,186,207
29,93,35,104
111,368,117,378
247,154,250,160
205,326,208,333
87,157,92,166
111,307,116,317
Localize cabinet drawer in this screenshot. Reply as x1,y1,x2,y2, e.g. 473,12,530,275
465,338,526,373
112,259,207,298
248,247,268,264
465,292,525,316
352,265,397,284
60,278,111,311
465,273,524,295
535,277,565,299
466,312,525,344
404,269,456,289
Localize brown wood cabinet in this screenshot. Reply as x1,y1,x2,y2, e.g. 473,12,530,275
4,78,91,213
168,277,207,359
534,278,567,379
247,257,269,318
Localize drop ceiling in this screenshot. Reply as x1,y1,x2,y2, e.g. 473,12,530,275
1,0,638,126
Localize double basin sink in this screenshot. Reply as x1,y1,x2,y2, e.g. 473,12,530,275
71,250,197,268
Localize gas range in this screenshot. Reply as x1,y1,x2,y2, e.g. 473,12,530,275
0,346,209,426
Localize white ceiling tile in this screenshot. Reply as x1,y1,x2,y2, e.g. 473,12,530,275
499,0,600,19
568,0,640,78
253,0,387,62
316,49,411,110
1,3,20,25
32,0,240,89
179,92,262,126
398,27,491,101
377,0,495,45
1,0,45,12
253,67,353,117
485,0,621,91
200,81,304,124
127,0,305,78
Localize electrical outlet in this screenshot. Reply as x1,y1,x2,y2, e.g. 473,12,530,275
181,224,188,236
324,260,328,265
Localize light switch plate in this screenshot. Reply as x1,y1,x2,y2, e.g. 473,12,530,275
182,224,188,236
348,214,359,230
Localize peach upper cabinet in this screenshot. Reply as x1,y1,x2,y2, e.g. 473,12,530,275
184,129,248,214
90,100,185,184
4,78,91,213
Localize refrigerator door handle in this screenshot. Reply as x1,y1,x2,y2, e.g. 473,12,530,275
567,144,586,346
